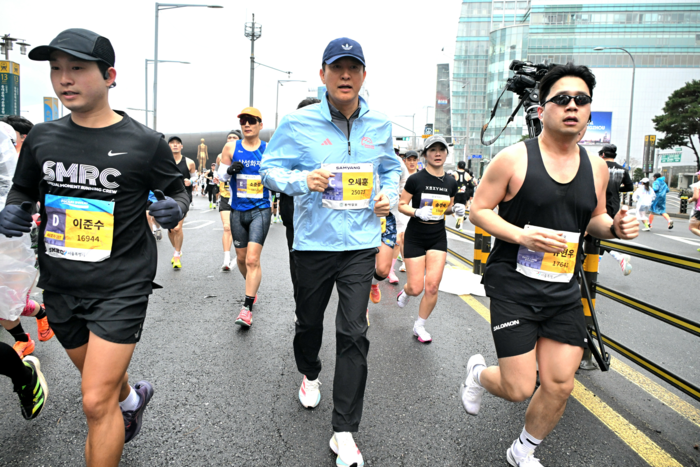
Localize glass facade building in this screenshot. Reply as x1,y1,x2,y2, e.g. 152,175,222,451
452,0,700,173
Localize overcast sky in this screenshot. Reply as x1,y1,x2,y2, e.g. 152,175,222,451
1,0,461,136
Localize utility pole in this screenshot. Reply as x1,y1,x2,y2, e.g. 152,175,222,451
244,14,262,107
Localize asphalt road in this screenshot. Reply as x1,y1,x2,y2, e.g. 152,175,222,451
1,195,699,466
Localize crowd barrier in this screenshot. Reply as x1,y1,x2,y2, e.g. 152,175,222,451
445,223,700,403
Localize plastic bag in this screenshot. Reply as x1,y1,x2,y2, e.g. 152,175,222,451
0,233,37,321
0,123,18,211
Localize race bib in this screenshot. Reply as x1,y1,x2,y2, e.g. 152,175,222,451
321,163,374,210
236,174,263,199
515,225,579,283
419,193,450,221
44,195,115,262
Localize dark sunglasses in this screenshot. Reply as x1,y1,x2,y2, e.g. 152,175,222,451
543,94,592,107
239,116,260,126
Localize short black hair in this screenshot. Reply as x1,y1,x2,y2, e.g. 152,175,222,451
538,62,596,105
653,173,662,179
96,61,116,88
297,97,321,109
457,161,466,169
0,115,33,135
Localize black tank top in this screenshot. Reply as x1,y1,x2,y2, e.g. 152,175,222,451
483,138,597,305
175,156,193,198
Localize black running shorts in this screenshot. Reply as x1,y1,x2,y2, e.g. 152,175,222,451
403,220,447,258
454,194,469,205
219,197,232,212
43,292,148,349
489,297,587,359
693,210,700,221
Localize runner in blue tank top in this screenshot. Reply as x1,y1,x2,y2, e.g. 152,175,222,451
217,107,270,328
460,63,639,467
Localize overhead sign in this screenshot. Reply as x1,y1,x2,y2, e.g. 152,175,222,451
0,61,20,118
659,147,692,167
422,123,434,138
579,111,612,146
471,154,483,159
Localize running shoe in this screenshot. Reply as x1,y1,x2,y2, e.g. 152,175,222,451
397,254,403,262
154,229,162,241
298,375,321,408
366,309,370,327
396,289,410,308
507,440,543,466
235,307,253,327
36,310,54,342
369,284,381,304
642,222,650,232
123,380,154,443
330,432,364,467
620,254,632,276
209,202,213,209
172,256,182,269
413,324,432,343
460,354,486,416
17,356,48,420
399,263,406,273
388,269,399,284
13,334,35,358
221,261,231,272
668,220,674,230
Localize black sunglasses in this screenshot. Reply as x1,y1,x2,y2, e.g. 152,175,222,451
543,94,592,107
239,116,260,126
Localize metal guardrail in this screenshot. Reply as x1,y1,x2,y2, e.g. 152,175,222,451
600,239,700,273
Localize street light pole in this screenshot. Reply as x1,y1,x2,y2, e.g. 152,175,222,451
276,79,306,128
244,14,262,106
154,3,222,131
145,59,189,127
396,114,416,148
594,47,635,167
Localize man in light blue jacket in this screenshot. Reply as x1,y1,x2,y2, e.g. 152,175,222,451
260,37,400,466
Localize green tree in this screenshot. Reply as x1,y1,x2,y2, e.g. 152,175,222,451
652,79,700,172
633,167,644,183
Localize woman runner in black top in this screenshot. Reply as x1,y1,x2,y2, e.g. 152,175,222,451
397,135,459,343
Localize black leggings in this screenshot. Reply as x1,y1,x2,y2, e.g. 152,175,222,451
206,185,216,202
0,342,32,391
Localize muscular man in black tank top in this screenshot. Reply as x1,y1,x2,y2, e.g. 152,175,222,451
459,64,638,466
167,136,196,269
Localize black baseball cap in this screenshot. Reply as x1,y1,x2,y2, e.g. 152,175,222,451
167,136,182,144
29,28,115,67
598,144,617,157
322,37,365,66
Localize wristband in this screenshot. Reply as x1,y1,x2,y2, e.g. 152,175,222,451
610,223,620,239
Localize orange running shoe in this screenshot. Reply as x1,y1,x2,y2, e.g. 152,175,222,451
370,284,381,304
36,309,54,342
13,334,35,358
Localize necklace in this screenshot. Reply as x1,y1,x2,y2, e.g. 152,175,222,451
427,169,445,182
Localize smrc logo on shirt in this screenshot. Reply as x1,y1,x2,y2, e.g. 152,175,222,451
361,137,374,149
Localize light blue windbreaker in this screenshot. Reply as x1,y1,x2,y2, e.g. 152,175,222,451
260,94,401,252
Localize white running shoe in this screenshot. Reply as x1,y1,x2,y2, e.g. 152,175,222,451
460,354,486,415
397,254,403,262
221,261,231,272
396,289,410,308
330,432,364,467
298,376,321,409
507,440,543,466
413,324,432,343
399,263,406,272
620,254,632,276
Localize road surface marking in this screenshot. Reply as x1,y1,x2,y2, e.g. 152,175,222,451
447,252,683,467
654,233,700,246
610,357,700,429
182,220,215,230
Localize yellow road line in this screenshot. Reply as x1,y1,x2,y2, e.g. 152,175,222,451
572,380,682,467
447,255,682,466
610,357,700,429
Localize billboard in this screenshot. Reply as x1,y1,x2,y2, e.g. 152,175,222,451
44,97,59,122
579,111,612,146
0,61,20,118
643,135,656,174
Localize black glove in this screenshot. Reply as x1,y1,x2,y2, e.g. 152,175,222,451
148,193,182,230
227,161,245,176
0,202,34,238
